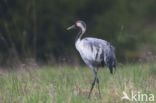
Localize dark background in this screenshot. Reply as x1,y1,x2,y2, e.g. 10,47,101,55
0,0,156,67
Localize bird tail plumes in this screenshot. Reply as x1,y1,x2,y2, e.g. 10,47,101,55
106,46,116,74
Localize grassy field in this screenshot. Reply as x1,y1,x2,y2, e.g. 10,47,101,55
0,63,155,103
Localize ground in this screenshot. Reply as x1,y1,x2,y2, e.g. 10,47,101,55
0,63,155,103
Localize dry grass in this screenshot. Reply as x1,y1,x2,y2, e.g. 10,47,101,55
0,63,155,103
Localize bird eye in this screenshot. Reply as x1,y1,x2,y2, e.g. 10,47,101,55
76,22,81,27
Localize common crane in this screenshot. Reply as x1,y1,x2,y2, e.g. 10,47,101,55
67,20,116,98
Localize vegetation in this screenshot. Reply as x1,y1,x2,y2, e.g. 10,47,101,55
0,1,155,103
0,64,155,103
0,0,156,65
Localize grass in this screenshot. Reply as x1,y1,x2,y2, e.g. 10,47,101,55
0,63,156,103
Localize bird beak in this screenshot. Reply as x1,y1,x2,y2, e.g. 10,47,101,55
67,24,75,30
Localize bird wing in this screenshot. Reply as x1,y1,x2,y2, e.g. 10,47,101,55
79,37,111,62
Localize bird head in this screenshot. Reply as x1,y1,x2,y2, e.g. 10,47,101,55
67,20,86,32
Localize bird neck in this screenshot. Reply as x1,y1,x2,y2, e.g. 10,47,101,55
75,27,85,43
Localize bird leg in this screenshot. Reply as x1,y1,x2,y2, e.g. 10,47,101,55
88,76,96,98
88,69,101,98
96,77,101,98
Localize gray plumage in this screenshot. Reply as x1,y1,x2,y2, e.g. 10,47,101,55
67,20,116,98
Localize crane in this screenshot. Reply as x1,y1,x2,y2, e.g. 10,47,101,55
67,20,116,98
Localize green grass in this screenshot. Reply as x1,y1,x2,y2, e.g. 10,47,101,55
0,63,156,103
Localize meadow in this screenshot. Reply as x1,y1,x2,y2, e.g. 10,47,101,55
0,63,155,103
